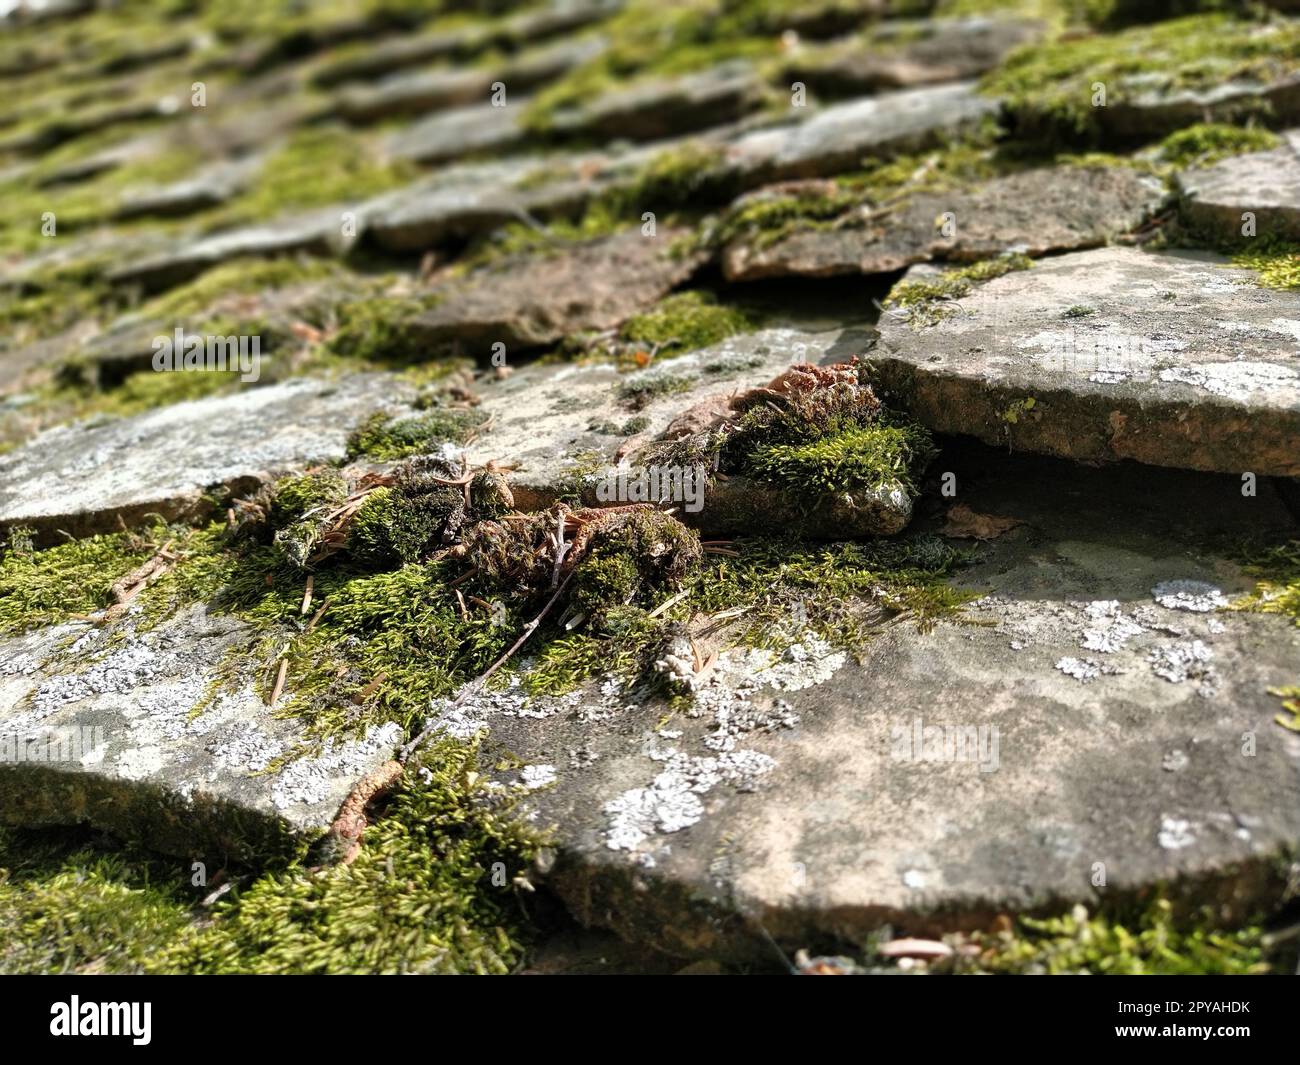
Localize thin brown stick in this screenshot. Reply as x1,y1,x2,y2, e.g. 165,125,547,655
319,758,403,867
353,672,388,704
269,658,289,706
647,587,690,619
300,575,314,615
399,570,575,764
306,599,330,632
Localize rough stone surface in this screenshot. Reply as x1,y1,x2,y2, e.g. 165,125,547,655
408,227,706,351
112,154,263,220
0,374,415,542
460,317,882,522
872,246,1300,477
1098,77,1300,144
0,605,400,859
387,100,528,167
1178,129,1300,244
544,61,764,141
437,452,1300,957
722,164,1165,281
788,16,1043,95
337,35,603,124
362,153,624,251
108,208,351,292
720,82,999,184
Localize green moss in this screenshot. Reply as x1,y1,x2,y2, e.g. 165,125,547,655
746,420,934,500
157,742,538,974
1063,304,1095,317
620,291,756,359
270,469,350,528
0,528,157,634
1233,240,1300,290
971,899,1271,975
214,126,417,224
981,12,1300,145
616,371,697,410
0,740,541,975
138,257,344,323
347,407,488,460
885,253,1034,326
323,295,436,364
1158,122,1280,169
0,828,198,974
1001,396,1037,424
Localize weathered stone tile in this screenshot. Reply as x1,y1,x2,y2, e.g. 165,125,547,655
338,35,604,124
387,100,528,167
112,154,264,220
787,16,1043,96
543,62,766,141
722,164,1164,281
435,453,1300,956
1178,129,1300,244
720,82,998,184
873,246,1300,476
408,226,706,351
0,374,415,542
337,67,497,124
311,24,492,89
0,605,400,859
1102,78,1300,145
460,318,876,511
108,207,349,291
362,153,616,251
311,0,618,89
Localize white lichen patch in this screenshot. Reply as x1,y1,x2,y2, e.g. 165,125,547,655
1151,580,1228,613
603,748,777,851
1157,816,1197,851
1055,656,1120,682
1157,362,1300,399
270,722,402,810
1078,600,1145,653
1147,639,1218,695
518,763,557,790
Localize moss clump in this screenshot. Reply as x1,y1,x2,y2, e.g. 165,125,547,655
1158,122,1280,169
0,525,170,634
746,421,935,500
1232,240,1300,290
266,469,351,569
214,126,417,224
349,458,513,569
726,364,935,502
569,508,703,631
323,295,434,365
971,899,1270,975
0,740,541,975
158,742,538,974
346,407,488,460
620,291,755,359
885,253,1034,326
616,371,697,410
270,469,350,529
981,12,1300,145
